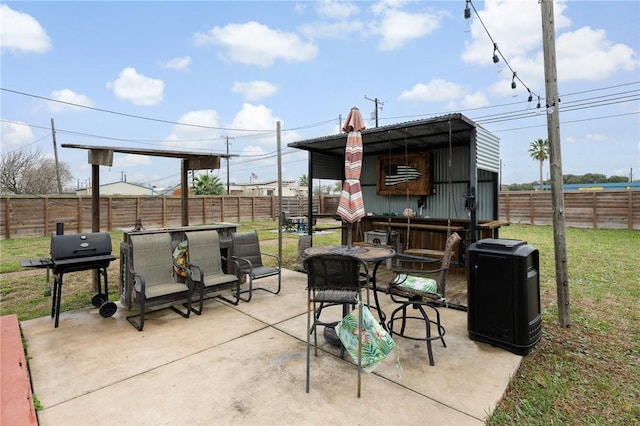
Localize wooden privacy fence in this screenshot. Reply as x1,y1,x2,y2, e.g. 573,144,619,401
499,190,639,229
1,191,637,239
0,195,340,239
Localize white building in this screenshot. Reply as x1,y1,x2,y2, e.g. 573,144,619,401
75,181,156,196
228,180,308,197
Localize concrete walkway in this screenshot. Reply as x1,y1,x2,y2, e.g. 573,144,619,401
20,269,521,425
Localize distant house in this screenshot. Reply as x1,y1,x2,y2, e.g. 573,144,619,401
228,180,308,197
75,181,156,196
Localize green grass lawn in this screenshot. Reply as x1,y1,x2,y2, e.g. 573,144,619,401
1,222,638,423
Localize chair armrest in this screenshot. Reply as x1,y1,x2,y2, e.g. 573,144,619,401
261,252,280,264
231,256,254,273
130,268,146,294
186,261,204,283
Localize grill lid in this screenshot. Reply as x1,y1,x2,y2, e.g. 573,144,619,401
50,232,113,260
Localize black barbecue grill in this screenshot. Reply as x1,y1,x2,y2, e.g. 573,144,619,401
21,232,117,328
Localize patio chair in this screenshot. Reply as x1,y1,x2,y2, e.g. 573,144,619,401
185,230,240,314
281,211,296,232
386,232,461,366
126,233,192,331
303,253,369,397
230,231,281,302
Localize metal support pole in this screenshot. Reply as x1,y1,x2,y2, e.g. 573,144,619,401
541,0,570,327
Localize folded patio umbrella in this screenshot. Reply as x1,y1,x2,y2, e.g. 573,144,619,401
337,107,366,247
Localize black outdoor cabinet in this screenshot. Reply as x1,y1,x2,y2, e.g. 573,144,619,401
467,238,541,355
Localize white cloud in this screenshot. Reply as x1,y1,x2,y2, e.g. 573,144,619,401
373,8,444,51
462,0,570,65
298,20,364,40
231,81,278,101
159,56,191,71
585,133,609,143
556,27,638,81
193,21,318,67
114,153,152,168
398,79,466,102
106,68,164,106
164,110,223,151
315,0,360,20
228,103,280,138
0,4,51,54
461,0,637,90
0,120,34,147
48,89,95,112
461,92,489,109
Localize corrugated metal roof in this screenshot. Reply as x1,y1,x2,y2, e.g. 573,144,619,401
288,113,478,157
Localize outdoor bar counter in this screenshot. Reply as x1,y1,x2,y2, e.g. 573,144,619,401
349,215,509,266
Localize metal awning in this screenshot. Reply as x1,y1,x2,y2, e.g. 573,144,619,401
61,144,237,229
287,113,477,158
61,143,234,169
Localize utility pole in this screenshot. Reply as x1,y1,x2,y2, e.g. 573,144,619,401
364,95,384,127
50,118,63,194
541,0,570,328
226,136,230,195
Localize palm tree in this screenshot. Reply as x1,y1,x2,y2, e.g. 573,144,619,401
191,173,224,195
299,174,309,187
529,139,549,191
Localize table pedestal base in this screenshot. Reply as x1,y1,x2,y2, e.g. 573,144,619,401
323,326,342,346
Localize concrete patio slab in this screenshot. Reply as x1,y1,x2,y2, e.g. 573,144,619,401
20,269,521,425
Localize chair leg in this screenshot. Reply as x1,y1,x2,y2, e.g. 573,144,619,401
126,295,145,331
416,305,435,366
387,302,445,366
306,295,312,393
217,280,241,306
428,304,447,348
237,276,253,302
357,301,363,398
237,273,282,301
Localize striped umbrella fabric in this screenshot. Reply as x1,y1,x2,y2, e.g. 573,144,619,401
336,107,366,224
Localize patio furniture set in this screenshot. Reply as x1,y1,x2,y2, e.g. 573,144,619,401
303,232,462,396
123,229,281,331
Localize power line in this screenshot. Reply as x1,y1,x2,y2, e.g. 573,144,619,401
3,80,637,160
0,87,337,136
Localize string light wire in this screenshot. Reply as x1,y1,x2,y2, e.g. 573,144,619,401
465,0,542,105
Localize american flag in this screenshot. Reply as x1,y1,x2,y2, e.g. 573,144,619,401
251,173,258,181
384,164,422,186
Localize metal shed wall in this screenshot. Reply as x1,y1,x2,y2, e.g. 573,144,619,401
476,125,500,173
359,145,496,221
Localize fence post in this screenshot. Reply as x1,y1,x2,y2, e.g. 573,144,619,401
592,192,597,228
529,193,534,225
43,197,49,237
4,197,11,239
628,191,633,230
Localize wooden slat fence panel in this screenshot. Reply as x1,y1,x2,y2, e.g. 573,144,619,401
2,191,637,239
499,190,638,230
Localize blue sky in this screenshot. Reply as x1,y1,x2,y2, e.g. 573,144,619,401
1,0,638,191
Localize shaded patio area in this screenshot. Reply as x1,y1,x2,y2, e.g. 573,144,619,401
20,269,521,425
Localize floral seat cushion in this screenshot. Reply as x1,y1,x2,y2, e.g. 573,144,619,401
336,303,397,372
393,274,441,297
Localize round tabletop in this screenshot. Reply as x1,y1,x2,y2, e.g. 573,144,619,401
304,244,395,262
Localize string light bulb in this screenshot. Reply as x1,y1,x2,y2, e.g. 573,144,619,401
536,96,541,109
511,72,517,89
527,89,533,102
464,0,471,19
492,43,499,63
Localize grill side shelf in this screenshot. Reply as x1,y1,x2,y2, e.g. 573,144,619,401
20,258,54,268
